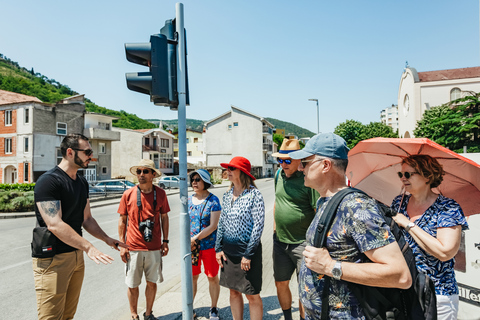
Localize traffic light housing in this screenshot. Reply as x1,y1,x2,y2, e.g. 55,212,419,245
125,20,189,109
125,34,171,106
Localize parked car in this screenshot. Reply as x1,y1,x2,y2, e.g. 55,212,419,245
94,179,136,193
157,176,180,189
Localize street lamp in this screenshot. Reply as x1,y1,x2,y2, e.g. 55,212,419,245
308,98,319,134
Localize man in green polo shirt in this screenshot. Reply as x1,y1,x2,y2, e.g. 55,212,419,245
272,139,319,320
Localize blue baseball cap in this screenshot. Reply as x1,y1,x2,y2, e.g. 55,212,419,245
289,133,349,160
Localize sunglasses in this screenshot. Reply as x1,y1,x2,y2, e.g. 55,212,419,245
72,148,93,156
191,178,202,183
277,159,292,165
227,166,236,171
136,169,152,175
397,171,418,179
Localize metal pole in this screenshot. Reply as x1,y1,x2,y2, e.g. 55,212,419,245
316,100,319,134
175,3,193,320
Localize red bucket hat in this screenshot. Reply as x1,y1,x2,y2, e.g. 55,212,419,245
220,156,256,180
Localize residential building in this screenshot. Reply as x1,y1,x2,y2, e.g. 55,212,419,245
398,66,480,138
204,105,276,178
380,104,399,133
111,127,144,181
274,128,285,136
83,112,120,181
0,90,85,183
285,134,298,140
137,128,175,175
173,128,206,166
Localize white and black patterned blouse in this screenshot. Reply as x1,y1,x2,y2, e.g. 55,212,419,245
215,185,265,259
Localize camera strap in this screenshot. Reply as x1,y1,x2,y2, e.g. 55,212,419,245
137,185,157,226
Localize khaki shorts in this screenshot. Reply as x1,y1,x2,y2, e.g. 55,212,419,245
125,250,163,288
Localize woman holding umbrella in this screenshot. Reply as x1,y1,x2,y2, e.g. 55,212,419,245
215,156,265,320
391,154,469,320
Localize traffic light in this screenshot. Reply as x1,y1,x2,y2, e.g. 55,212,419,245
125,34,171,106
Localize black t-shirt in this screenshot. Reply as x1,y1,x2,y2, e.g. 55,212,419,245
34,166,89,254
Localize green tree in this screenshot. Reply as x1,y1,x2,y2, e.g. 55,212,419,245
335,120,397,149
414,92,480,153
273,134,284,151
334,120,364,149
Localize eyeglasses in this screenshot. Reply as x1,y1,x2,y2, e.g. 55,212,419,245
277,159,292,165
227,166,236,171
191,178,202,183
136,169,152,175
397,171,418,179
301,158,323,168
72,148,93,156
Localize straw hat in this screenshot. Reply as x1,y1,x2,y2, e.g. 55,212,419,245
129,159,162,176
272,139,301,159
220,156,256,180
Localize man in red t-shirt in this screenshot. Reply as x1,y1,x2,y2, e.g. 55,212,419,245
118,159,170,320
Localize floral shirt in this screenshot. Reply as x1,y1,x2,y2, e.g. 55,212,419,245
215,186,265,259
299,192,395,320
391,194,468,296
189,193,221,251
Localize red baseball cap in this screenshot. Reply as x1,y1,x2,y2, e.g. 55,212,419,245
220,156,256,180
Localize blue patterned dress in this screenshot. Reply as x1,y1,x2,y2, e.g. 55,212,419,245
391,194,469,296
299,192,395,319
189,193,222,251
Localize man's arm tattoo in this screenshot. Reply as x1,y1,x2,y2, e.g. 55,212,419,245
39,201,61,218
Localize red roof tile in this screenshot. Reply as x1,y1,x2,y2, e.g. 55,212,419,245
418,67,480,82
0,90,42,105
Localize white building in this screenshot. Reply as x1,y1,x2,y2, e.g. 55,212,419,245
204,105,275,178
111,127,143,181
398,66,480,138
380,104,399,133
137,128,175,176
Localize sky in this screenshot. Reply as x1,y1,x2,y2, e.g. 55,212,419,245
1,0,479,134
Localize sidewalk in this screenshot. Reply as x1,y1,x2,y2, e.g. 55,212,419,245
150,184,301,320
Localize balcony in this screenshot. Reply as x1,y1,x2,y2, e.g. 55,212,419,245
262,126,273,135
143,145,170,154
83,128,120,141
263,143,273,152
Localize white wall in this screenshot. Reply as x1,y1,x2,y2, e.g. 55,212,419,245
111,128,143,181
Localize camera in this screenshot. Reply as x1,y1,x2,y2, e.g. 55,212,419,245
139,219,154,242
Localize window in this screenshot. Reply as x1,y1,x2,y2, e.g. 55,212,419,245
57,122,67,135
186,138,189,143
24,137,29,153
228,124,232,130
5,110,12,126
145,137,150,146
233,122,238,127
193,138,198,143
161,138,169,148
56,148,63,165
187,151,192,156
99,143,106,154
101,167,107,174
450,88,461,101
5,138,12,154
24,108,29,124
24,163,29,182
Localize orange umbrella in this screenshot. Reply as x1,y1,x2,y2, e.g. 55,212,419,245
347,138,480,216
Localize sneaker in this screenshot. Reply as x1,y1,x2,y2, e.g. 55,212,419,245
143,312,156,320
132,316,140,320
209,307,219,320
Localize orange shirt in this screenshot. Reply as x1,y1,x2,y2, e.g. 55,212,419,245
118,186,170,251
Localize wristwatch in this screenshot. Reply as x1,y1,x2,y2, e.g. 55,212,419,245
162,239,169,243
332,261,342,280
405,222,416,233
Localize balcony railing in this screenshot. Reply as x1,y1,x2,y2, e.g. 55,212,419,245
262,126,273,134
263,143,273,152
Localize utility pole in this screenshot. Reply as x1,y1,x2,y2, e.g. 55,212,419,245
308,98,319,134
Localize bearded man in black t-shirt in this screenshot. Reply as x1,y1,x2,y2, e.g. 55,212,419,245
32,133,127,320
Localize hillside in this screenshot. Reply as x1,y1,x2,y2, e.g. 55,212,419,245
265,118,315,138
0,54,156,130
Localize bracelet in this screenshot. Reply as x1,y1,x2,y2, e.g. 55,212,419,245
162,239,169,243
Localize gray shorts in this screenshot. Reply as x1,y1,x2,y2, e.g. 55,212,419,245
125,250,163,288
272,238,306,282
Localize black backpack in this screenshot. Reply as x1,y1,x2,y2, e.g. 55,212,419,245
313,187,437,320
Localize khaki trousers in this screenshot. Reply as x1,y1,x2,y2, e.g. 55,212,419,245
32,250,85,320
